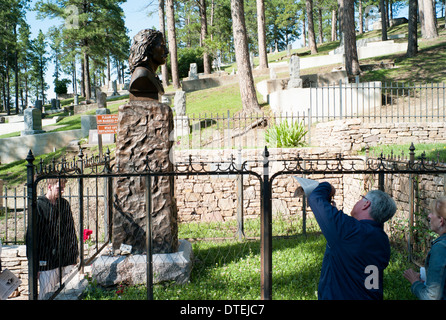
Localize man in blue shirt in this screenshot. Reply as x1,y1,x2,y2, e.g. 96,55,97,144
306,181,396,300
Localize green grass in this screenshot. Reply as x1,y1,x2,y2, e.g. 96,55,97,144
82,216,417,300
82,231,417,300
360,26,446,84
0,147,68,187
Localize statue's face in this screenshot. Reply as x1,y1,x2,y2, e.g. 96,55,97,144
151,36,168,66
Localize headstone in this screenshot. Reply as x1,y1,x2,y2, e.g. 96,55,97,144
114,100,178,254
112,80,118,96
174,91,186,116
287,44,292,56
188,63,198,80
173,91,189,138
35,100,43,111
108,80,119,96
96,89,107,108
21,107,45,136
51,99,57,110
287,55,302,89
74,94,79,105
270,67,277,80
80,115,97,138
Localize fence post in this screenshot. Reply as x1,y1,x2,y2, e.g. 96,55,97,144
104,149,113,243
408,143,416,261
145,173,153,300
77,149,84,273
26,150,38,300
236,148,245,240
261,147,272,300
378,152,385,191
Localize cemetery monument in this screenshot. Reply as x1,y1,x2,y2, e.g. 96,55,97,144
287,55,302,89
114,28,178,254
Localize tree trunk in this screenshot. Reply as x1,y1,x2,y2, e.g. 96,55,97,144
380,0,388,41
418,0,425,37
199,0,211,74
318,8,323,43
256,0,268,69
306,0,318,54
5,42,10,115
358,0,363,34
107,55,111,85
406,0,418,57
166,0,181,89
158,0,170,87
230,0,260,112
331,9,337,41
342,0,360,77
83,51,91,101
422,0,438,39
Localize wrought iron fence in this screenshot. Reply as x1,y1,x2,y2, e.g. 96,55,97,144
18,143,446,300
171,82,446,150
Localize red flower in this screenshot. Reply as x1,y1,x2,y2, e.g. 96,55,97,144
83,229,93,242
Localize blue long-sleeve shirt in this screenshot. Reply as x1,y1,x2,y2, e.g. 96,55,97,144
308,182,391,300
411,234,446,300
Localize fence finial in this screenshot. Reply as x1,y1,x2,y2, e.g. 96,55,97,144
263,146,269,158
409,143,416,165
26,149,35,163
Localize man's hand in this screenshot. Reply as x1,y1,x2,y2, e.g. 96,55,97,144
294,186,305,197
403,268,421,284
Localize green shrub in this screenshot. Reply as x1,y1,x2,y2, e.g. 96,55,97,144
265,120,308,148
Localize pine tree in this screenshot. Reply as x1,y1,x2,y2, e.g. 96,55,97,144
30,30,49,103
231,0,260,112
35,0,129,100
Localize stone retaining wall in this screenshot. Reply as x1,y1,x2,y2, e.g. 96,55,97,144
1,245,28,299
312,118,446,153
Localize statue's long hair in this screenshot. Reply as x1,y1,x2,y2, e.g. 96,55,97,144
128,29,163,73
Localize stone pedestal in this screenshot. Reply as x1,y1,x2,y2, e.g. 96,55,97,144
91,240,193,287
113,100,178,254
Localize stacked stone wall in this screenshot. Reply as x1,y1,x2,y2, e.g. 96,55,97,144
312,119,446,153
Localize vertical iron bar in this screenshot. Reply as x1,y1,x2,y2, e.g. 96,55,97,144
145,174,153,300
78,152,84,274
105,150,113,243
261,147,272,300
236,148,245,240
26,150,38,300
408,143,416,261
302,160,307,236
339,79,343,119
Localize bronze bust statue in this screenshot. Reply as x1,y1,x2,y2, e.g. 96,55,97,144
128,29,169,101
